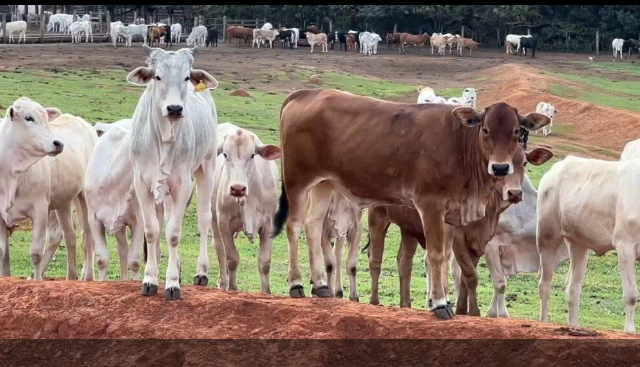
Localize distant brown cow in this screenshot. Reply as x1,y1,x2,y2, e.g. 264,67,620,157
346,33,356,54
273,89,551,320
148,26,166,47
306,25,318,34
458,37,479,56
226,26,253,46
399,32,430,53
386,32,401,50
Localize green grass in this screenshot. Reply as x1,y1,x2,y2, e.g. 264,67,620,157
549,71,640,112
575,61,640,77
1,68,638,333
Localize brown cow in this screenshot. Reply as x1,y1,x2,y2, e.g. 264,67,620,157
458,37,479,56
346,33,356,55
226,26,253,46
399,32,430,54
273,89,550,319
367,147,552,310
148,26,167,48
386,32,401,50
306,25,319,34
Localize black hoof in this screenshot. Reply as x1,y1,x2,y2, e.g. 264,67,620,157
428,298,433,309
193,275,208,286
335,290,344,299
311,285,333,298
141,283,158,296
433,304,455,320
289,284,305,298
165,287,181,300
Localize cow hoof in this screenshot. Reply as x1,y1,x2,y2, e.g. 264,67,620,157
428,298,433,309
335,290,344,299
433,304,455,320
311,285,333,298
289,284,305,298
165,287,181,300
141,283,158,296
193,275,208,286
349,295,360,302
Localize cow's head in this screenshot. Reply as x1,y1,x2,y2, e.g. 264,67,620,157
217,128,281,198
5,97,64,159
453,102,550,177
499,146,553,204
127,46,218,143
462,88,477,106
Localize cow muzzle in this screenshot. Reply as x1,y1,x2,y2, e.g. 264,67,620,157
49,140,64,156
166,105,183,118
489,162,513,177
506,189,523,204
230,184,247,198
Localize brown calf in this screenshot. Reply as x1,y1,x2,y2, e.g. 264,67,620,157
399,32,430,53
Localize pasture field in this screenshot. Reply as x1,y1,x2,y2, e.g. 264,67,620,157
0,43,638,333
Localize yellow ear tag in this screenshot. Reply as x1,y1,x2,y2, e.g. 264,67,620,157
195,80,206,92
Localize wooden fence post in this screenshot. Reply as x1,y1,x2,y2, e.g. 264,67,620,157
596,30,600,55
393,23,397,33
461,25,465,38
222,15,226,42
2,14,6,44
40,9,45,43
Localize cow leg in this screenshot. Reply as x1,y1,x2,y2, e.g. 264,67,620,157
128,214,145,280
346,214,363,302
320,227,338,297
90,212,109,281
485,246,509,318
56,203,78,280
39,212,63,278
163,180,192,300
219,221,239,291
614,240,638,333
398,232,418,308
333,237,344,298
566,242,589,327
450,256,462,304
114,228,129,280
284,182,315,297
258,228,274,294
304,183,333,297
368,216,390,306
136,177,161,296
538,237,564,323
211,217,229,290
76,193,95,281
0,218,9,277
193,166,216,287
416,204,453,319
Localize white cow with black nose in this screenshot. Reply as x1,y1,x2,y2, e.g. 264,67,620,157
213,123,281,293
128,46,224,300
0,97,97,281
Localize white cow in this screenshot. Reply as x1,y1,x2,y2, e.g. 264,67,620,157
61,14,75,34
360,32,382,55
125,24,148,45
171,23,182,43
213,123,281,293
506,34,531,55
186,25,207,47
261,22,273,30
416,86,447,104
81,14,91,22
0,98,97,281
282,27,299,48
317,186,363,300
620,139,640,161
4,21,27,44
535,102,558,137
446,88,478,108
612,38,625,60
47,14,72,33
484,175,568,318
93,118,131,137
305,32,328,53
537,154,640,333
127,46,223,299
252,28,279,49
69,21,92,43
108,21,123,42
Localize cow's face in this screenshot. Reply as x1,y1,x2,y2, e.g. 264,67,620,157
462,88,476,106
6,97,63,158
453,103,550,178
127,47,218,142
218,129,281,198
499,147,553,203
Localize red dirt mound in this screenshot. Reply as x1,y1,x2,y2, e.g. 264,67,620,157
230,88,252,97
0,278,635,340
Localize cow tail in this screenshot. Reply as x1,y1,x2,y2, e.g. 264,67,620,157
272,184,289,238
362,235,371,256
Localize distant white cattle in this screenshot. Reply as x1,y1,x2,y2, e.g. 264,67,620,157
261,22,273,30
252,28,279,48
0,98,97,281
125,24,148,45
282,27,299,48
535,102,558,137
506,34,531,54
612,38,625,60
127,46,222,299
537,155,640,333
213,123,281,293
4,21,27,43
361,32,382,55
417,86,447,104
446,88,478,108
81,14,91,22
69,21,92,43
171,23,182,43
186,25,207,47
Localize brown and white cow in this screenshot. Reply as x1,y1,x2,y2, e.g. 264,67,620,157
346,34,357,55
305,32,328,53
399,32,430,54
273,89,550,319
148,26,167,47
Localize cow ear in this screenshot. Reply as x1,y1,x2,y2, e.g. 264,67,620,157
46,108,62,122
521,112,551,131
526,148,553,166
141,44,154,56
190,69,218,90
127,66,154,86
452,107,483,127
256,144,282,160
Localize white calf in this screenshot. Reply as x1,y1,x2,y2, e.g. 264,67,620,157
128,46,222,299
5,21,27,44
535,102,558,137
537,155,640,333
417,86,446,104
213,123,281,293
171,23,182,43
186,26,207,47
446,88,478,107
361,32,382,55
252,29,279,49
126,24,148,45
612,38,625,60
305,32,328,53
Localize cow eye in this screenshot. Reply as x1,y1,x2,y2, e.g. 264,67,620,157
524,162,528,167
155,76,161,81
250,153,256,159
482,127,489,135
514,128,520,136
223,153,227,159
184,77,190,82
25,116,35,122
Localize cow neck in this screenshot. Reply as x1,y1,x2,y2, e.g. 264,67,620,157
455,123,494,225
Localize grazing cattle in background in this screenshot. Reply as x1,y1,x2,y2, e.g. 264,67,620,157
446,34,460,55
281,28,300,48
484,175,568,318
163,25,173,49
315,184,363,300
357,32,371,53
206,28,218,47
329,31,347,50
458,37,479,56
84,119,148,281
0,98,98,281
213,123,281,293
624,39,640,58
186,26,207,47
81,14,91,22
386,32,401,50
612,38,625,60
361,32,383,55
111,24,130,47
446,88,478,108
252,28,279,49
506,34,530,54
4,21,27,43
535,102,558,137
261,22,274,30
126,24,148,45
346,34,357,54
306,25,319,34
416,86,447,104
305,32,328,53
148,26,167,48
430,33,450,55
47,14,68,32
171,23,182,43
278,29,293,49
274,88,550,320
537,151,640,333
226,26,253,46
109,21,124,42
399,32,430,54
348,30,361,51
69,21,86,44
519,36,538,58
127,46,222,299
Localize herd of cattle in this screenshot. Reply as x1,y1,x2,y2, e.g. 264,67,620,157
0,44,637,334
